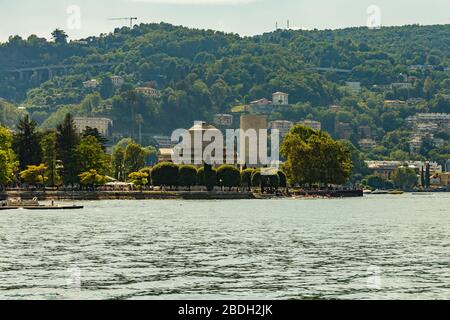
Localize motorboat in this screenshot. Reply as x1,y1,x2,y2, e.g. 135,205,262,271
1,198,83,210
371,189,389,195
388,190,405,195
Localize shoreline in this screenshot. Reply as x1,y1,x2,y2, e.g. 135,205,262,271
0,190,364,201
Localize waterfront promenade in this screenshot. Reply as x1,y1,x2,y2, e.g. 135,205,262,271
0,189,363,201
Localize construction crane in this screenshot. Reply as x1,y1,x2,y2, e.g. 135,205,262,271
108,17,138,28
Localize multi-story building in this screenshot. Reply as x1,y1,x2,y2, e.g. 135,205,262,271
157,148,174,163
358,125,372,139
249,98,272,114
407,113,450,127
366,161,442,181
298,120,322,131
335,122,353,140
136,86,161,98
436,172,450,188
346,82,361,93
384,100,407,108
407,98,426,105
73,117,113,136
270,120,293,138
391,82,413,90
214,114,233,127
359,139,377,150
83,79,99,89
409,135,423,153
240,115,268,168
111,76,124,88
158,122,238,166
366,161,401,180
272,92,289,106
153,135,175,148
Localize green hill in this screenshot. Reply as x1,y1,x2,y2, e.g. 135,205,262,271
0,23,449,162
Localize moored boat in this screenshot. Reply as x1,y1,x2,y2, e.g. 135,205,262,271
371,189,389,195
1,198,83,210
389,190,405,195
24,205,84,210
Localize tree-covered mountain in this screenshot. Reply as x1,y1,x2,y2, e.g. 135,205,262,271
0,23,449,163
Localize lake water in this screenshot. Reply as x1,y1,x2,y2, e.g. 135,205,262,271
0,194,449,300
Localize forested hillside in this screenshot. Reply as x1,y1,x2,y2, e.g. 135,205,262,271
0,23,449,162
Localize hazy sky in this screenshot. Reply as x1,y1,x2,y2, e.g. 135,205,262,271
0,0,449,42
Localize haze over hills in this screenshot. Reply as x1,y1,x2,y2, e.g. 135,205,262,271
0,22,449,163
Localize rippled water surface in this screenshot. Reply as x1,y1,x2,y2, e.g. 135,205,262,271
0,194,449,300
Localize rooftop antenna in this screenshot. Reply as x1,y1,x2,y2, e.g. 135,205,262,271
276,22,278,30
108,17,138,28
287,20,290,29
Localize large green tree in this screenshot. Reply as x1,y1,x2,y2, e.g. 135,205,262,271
0,127,18,189
178,165,197,190
51,29,68,44
281,125,353,186
56,114,80,185
19,164,47,188
123,142,150,178
13,115,42,170
392,167,418,190
41,131,60,187
217,165,241,190
75,136,110,175
151,162,179,188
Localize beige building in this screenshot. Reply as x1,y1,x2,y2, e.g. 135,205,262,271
366,161,403,180
366,161,442,181
359,139,377,150
299,120,322,131
240,115,268,168
272,92,289,105
73,117,113,136
439,173,450,188
136,86,161,98
384,100,407,108
83,79,99,89
178,122,236,166
214,114,233,127
270,120,293,138
158,148,174,163
391,82,414,90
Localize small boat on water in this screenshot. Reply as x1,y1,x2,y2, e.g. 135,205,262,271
1,198,83,210
363,189,373,194
389,190,404,195
371,189,389,195
24,205,84,210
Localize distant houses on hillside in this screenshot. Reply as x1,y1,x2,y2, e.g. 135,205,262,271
248,92,289,114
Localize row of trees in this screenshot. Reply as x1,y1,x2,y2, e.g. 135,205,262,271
0,113,153,189
2,118,356,190
125,162,287,193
